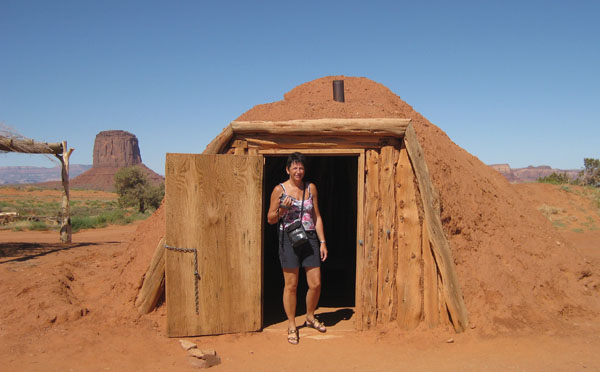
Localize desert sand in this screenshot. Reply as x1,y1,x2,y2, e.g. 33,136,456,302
0,183,598,372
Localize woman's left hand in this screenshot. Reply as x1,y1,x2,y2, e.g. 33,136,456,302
320,243,328,262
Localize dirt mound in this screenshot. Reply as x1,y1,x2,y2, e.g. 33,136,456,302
117,201,166,308
130,76,597,333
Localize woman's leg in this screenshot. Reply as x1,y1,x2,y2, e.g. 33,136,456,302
282,268,299,329
305,266,322,320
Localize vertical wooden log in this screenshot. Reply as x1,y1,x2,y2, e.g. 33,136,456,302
438,270,450,326
422,218,439,327
362,149,380,329
396,144,422,330
354,151,366,329
56,141,74,243
377,146,396,323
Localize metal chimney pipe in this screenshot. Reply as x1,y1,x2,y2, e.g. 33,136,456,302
333,80,345,102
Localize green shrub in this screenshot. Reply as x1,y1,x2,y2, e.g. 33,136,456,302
70,209,148,232
537,172,571,185
114,166,164,213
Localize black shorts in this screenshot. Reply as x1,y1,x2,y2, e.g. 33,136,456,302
279,229,321,269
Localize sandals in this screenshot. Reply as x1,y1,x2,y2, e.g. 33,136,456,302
287,328,299,345
305,317,327,333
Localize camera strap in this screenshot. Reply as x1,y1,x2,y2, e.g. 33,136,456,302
279,181,307,247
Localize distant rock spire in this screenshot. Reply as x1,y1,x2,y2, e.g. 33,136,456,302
93,130,142,168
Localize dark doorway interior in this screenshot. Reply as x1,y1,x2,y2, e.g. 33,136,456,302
263,155,357,327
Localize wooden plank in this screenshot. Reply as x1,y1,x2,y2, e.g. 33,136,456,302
422,219,439,328
232,139,248,155
203,125,233,154
136,237,166,314
247,147,258,155
354,150,366,330
361,149,380,329
376,146,396,323
244,134,402,150
396,145,422,330
165,154,263,336
231,118,411,137
403,123,469,332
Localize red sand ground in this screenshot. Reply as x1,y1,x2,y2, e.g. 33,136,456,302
1,76,599,371
0,184,599,371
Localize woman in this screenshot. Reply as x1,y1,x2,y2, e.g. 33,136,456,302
267,152,328,345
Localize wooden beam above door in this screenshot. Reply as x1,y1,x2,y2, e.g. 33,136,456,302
230,118,411,137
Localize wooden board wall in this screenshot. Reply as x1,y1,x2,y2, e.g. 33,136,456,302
358,143,458,331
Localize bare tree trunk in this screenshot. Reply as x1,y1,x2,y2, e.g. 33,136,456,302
56,141,74,243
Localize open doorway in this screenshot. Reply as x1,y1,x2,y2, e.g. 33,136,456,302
262,155,358,327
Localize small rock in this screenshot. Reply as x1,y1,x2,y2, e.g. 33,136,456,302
179,339,197,351
188,349,217,358
200,349,216,356
188,357,208,369
202,354,221,368
188,354,221,369
445,338,454,343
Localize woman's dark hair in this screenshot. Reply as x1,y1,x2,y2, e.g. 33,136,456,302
286,152,306,169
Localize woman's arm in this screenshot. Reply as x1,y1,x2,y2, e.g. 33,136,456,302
310,183,328,262
267,185,287,225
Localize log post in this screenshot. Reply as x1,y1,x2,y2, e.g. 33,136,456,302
136,237,166,314
377,146,397,323
55,141,74,243
396,144,422,330
422,218,439,327
362,149,380,329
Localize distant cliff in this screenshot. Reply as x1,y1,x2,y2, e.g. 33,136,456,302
489,164,580,183
0,164,91,185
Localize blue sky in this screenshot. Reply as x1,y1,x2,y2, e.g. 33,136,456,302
1,0,598,175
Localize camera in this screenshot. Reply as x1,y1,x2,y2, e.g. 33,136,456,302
279,193,290,209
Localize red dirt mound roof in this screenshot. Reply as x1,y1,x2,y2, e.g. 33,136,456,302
128,76,596,334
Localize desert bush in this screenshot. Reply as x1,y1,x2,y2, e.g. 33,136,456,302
580,158,600,186
537,172,571,184
71,209,147,232
114,166,164,213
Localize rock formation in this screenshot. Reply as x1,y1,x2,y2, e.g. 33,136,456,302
71,130,163,191
93,130,142,168
489,164,579,183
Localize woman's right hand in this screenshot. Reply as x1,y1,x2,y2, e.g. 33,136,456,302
279,195,292,210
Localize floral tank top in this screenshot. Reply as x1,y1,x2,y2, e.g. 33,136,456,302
279,183,316,231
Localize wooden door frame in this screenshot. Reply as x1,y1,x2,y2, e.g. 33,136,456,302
259,148,365,330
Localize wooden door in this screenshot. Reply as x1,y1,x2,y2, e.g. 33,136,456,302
165,154,263,337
